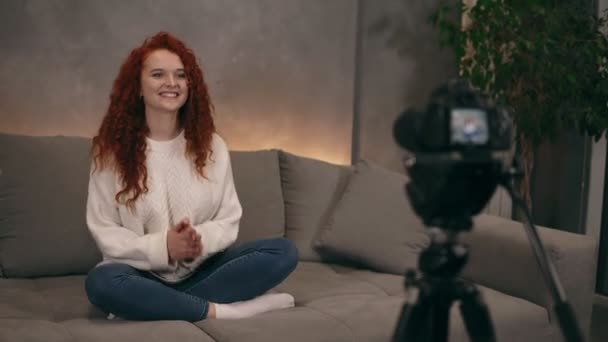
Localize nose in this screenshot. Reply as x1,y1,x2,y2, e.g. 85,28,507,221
166,75,177,87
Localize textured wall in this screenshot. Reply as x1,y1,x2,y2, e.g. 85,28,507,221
358,0,514,218
0,0,355,165
358,0,458,173
588,0,608,238
0,0,465,171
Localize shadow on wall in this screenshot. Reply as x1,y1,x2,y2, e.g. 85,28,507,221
368,0,459,107
360,0,510,218
358,0,458,174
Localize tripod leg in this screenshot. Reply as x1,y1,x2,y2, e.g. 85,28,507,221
431,297,451,342
392,291,433,342
458,283,496,342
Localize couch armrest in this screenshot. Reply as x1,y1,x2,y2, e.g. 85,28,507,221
460,214,598,339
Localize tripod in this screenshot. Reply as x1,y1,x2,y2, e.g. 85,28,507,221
392,225,495,342
391,171,585,342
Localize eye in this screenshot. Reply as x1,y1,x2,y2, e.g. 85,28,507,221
177,73,187,79
151,72,163,78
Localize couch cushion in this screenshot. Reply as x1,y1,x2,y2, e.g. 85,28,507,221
0,319,76,342
279,262,556,341
0,279,50,320
274,262,390,304
62,319,215,342
0,261,558,342
0,133,102,278
230,150,285,245
306,294,403,341
303,285,557,342
0,276,104,322
197,260,557,342
196,307,353,342
279,151,352,262
313,160,429,275
330,264,406,296
449,286,557,341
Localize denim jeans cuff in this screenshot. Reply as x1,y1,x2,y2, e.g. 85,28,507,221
199,299,210,321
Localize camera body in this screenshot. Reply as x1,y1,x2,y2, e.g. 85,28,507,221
394,80,513,231
395,80,512,154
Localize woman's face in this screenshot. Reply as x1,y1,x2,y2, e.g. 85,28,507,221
140,49,189,115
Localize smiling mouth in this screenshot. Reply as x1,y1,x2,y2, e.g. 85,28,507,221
159,91,179,98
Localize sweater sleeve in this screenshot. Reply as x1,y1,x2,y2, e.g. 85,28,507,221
184,135,242,267
86,163,176,271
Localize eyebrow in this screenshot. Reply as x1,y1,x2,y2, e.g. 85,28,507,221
149,68,186,73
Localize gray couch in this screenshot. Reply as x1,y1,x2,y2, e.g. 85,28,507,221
0,133,598,341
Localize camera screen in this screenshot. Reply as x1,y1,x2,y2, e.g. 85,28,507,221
450,108,489,146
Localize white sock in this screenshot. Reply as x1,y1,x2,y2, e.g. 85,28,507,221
213,293,295,320
107,313,120,320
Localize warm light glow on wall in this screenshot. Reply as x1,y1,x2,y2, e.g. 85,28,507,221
0,115,351,166
219,118,352,166
213,102,353,166
229,140,350,166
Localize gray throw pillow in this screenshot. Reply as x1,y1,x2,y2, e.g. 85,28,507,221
313,160,429,275
0,133,102,278
230,150,285,246
279,151,352,262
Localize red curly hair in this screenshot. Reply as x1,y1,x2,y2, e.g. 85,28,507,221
91,32,216,210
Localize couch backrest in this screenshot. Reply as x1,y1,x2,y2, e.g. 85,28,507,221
0,132,423,279
0,133,101,278
0,133,286,278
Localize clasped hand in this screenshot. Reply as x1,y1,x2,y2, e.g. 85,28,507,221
167,218,202,263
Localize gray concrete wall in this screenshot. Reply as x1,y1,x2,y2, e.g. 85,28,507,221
358,0,511,217
2,0,485,195
0,0,356,165
0,0,507,217
592,0,608,296
358,0,458,173
588,0,608,239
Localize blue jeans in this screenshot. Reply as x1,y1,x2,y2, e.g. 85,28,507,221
85,237,298,322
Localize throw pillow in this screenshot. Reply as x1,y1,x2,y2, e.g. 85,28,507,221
230,150,286,246
313,160,429,275
279,151,352,262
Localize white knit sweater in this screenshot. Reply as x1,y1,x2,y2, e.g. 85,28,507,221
86,131,242,282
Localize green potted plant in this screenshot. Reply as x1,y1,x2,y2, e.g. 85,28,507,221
377,0,608,209
430,0,608,208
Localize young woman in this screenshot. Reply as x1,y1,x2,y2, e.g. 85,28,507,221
85,32,297,321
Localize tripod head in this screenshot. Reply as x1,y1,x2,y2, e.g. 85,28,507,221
405,159,503,232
